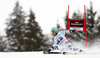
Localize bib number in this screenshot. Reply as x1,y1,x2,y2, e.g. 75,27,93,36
57,37,63,44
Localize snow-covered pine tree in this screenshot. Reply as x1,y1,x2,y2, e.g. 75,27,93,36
72,10,84,19
86,2,97,40
23,9,48,51
6,1,26,51
0,34,6,52
93,16,100,39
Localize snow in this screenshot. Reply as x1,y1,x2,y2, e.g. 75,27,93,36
31,23,34,26
97,22,100,26
1,40,100,58
0,51,100,58
92,27,98,33
1,41,100,58
23,37,28,40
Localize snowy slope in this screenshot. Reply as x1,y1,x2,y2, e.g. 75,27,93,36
0,39,100,58
0,51,100,58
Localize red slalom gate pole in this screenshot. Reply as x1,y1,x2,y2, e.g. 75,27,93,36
84,5,87,48
66,5,69,40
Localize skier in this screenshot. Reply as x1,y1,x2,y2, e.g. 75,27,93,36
44,27,83,54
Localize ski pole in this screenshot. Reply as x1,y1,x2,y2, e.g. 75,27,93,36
77,32,93,43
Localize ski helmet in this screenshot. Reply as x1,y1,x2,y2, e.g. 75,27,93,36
51,27,58,33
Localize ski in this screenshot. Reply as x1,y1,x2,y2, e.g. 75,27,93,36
43,51,75,55
43,51,86,55
43,51,62,54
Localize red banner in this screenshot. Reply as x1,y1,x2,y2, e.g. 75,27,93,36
67,19,86,32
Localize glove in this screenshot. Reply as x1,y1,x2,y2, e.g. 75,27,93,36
72,29,77,32
45,48,51,52
43,48,51,54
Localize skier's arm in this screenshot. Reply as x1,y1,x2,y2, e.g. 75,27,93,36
45,40,58,52
45,45,57,52
65,29,77,33
50,40,57,51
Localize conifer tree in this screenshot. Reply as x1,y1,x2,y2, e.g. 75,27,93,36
86,2,97,40
23,10,48,51
6,1,26,51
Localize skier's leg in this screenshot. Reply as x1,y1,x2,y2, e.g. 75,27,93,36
64,42,82,53
72,48,82,52
53,44,63,50
53,44,65,53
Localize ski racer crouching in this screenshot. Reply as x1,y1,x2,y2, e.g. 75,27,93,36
44,27,84,54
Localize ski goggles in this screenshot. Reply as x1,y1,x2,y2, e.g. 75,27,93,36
51,31,55,33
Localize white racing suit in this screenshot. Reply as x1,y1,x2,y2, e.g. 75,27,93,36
50,30,81,53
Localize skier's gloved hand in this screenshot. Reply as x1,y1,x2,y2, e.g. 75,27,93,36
71,29,77,32
43,49,49,54
45,48,51,52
